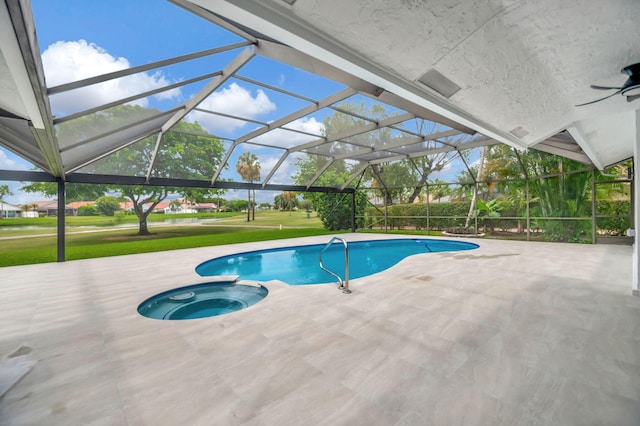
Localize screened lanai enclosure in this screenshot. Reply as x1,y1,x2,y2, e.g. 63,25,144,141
0,0,635,255
355,149,632,244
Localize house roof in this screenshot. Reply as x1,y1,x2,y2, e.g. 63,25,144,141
29,200,71,210
67,201,95,209
0,201,21,211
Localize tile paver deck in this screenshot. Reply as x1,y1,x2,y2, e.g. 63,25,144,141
1,234,639,425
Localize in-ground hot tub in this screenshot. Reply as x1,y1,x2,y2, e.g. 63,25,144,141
137,280,268,320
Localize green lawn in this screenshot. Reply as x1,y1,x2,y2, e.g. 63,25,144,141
0,210,329,267
212,209,323,227
0,211,239,228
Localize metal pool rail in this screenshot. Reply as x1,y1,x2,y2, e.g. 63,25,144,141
319,236,351,294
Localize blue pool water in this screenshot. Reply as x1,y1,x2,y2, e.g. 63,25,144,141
196,238,478,285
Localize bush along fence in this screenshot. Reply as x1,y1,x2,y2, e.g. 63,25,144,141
360,199,631,243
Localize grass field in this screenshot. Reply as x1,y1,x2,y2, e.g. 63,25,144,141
0,210,331,267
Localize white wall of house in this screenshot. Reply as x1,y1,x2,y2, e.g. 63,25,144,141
0,202,21,218
162,207,197,214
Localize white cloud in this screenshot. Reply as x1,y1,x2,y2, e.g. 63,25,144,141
260,151,307,185
468,157,481,169
250,117,324,149
187,83,276,134
0,151,40,205
285,116,325,136
42,40,179,116
258,155,281,179
0,150,18,170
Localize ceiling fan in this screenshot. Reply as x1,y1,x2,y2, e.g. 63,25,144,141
576,62,640,106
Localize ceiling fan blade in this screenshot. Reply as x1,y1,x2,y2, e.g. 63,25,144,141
590,84,622,90
627,94,640,102
575,89,622,107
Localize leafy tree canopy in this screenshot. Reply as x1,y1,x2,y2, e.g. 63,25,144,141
95,196,121,216
64,105,225,234
20,181,106,202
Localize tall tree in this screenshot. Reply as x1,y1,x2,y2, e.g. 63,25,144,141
465,145,488,228
275,191,298,212
236,151,260,222
313,103,463,205
294,158,367,230
429,179,452,202
0,184,13,219
60,105,225,235
293,102,377,230
468,144,593,240
404,120,469,204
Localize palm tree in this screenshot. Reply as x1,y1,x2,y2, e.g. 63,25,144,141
169,199,182,213
429,179,451,202
0,185,13,219
276,191,298,213
236,152,261,221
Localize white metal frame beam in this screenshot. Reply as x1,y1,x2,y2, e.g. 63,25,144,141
293,112,414,154
47,42,252,95
54,71,223,125
188,0,525,148
2,0,61,175
212,87,355,185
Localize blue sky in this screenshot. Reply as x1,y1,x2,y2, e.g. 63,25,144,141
2,0,337,203
1,0,471,205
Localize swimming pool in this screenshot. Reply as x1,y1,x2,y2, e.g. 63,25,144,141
196,238,478,285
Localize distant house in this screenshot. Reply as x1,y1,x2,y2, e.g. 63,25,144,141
118,199,217,214
67,201,96,215
154,199,198,214
18,204,38,218
31,200,74,217
0,202,21,218
193,202,217,213
119,201,135,211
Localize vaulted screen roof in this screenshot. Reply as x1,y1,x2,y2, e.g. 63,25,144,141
0,0,610,194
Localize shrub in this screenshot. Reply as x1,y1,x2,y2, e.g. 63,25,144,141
95,196,121,216
364,202,471,230
596,200,631,236
362,199,629,241
78,205,97,216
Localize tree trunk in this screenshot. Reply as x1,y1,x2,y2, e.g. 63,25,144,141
385,191,393,206
465,188,478,229
252,189,256,221
247,189,250,222
138,215,150,236
126,190,166,236
407,173,429,204
465,146,487,229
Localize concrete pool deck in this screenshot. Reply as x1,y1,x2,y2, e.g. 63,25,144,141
0,234,639,425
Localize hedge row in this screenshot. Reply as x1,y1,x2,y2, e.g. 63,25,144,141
362,200,630,236
596,199,631,236
364,202,471,230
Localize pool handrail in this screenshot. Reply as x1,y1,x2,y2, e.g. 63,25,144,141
319,236,351,294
